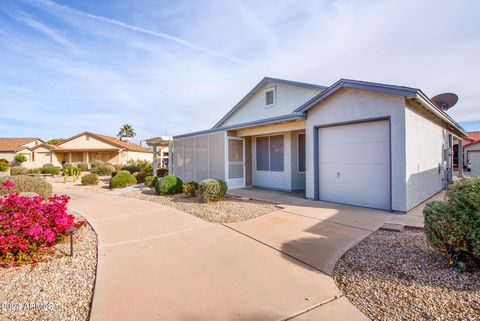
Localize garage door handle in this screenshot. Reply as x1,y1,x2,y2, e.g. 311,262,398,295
337,172,340,177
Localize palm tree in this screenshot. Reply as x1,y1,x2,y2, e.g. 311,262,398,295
118,124,136,141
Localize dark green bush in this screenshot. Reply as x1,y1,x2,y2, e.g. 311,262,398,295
77,163,88,171
183,181,198,197
198,179,228,202
109,171,137,189
91,164,116,176
81,173,99,186
157,168,168,177
144,176,156,187
0,163,9,172
41,166,61,175
155,176,183,195
10,167,28,176
133,171,148,183
424,178,480,269
0,175,52,197
122,165,140,174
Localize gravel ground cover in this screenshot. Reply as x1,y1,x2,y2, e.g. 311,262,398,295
47,174,111,193
122,189,278,223
0,213,98,321
334,229,480,321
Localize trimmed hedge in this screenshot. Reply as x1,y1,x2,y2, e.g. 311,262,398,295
41,166,61,175
144,176,155,187
122,165,140,174
155,176,183,195
424,178,480,270
198,179,228,202
109,171,137,189
0,163,9,172
0,175,53,197
91,164,116,176
183,181,198,197
10,167,28,176
81,173,99,186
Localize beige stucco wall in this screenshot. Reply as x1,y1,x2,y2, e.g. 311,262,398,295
59,134,119,150
0,152,15,163
305,88,407,211
127,151,153,163
219,82,321,128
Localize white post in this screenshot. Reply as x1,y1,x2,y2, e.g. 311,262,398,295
458,139,464,178
152,145,158,177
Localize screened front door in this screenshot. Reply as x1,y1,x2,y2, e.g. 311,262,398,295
227,137,245,188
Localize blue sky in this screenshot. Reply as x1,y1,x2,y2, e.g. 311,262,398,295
0,0,479,144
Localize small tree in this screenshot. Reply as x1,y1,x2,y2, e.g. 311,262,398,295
14,154,27,164
47,138,65,145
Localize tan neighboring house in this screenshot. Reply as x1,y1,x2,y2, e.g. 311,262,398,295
0,137,46,168
0,132,152,169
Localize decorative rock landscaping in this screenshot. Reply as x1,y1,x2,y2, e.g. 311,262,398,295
0,213,97,321
122,189,278,223
334,229,480,321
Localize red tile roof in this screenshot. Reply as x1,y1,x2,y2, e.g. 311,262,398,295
0,138,42,152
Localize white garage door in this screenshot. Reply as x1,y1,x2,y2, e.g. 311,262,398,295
469,152,480,176
318,120,390,210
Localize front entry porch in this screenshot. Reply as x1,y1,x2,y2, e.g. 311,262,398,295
55,150,121,166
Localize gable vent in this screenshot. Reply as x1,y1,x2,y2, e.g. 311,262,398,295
265,87,275,106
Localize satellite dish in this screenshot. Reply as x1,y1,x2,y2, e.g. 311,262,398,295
431,93,458,110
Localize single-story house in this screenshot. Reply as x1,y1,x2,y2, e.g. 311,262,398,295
0,132,152,168
456,131,480,176
0,137,46,168
169,77,467,212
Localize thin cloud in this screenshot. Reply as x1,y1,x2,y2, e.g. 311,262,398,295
14,11,70,45
30,0,248,64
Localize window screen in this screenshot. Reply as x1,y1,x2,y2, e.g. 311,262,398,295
298,134,306,172
256,137,269,170
228,139,243,162
269,135,284,171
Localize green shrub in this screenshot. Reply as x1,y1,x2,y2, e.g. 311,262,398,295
0,175,52,197
0,159,9,165
13,154,27,164
81,173,99,186
62,163,72,169
157,168,168,177
424,178,480,269
113,164,123,172
109,171,137,189
155,176,183,195
183,181,198,197
64,165,80,176
77,163,88,171
91,164,116,176
41,166,61,175
144,176,155,187
198,179,228,202
0,163,9,172
10,167,28,176
133,171,148,183
91,160,106,168
122,165,140,174
137,160,153,175
27,168,41,174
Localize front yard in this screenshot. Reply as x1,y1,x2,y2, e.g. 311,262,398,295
123,189,278,223
334,229,480,321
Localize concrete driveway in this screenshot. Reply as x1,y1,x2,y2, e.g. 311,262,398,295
60,188,387,321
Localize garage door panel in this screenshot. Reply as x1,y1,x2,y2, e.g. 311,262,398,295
469,152,480,176
318,142,389,164
318,120,390,210
319,163,389,187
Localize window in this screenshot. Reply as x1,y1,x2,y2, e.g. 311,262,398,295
265,87,275,106
256,135,284,172
298,133,306,172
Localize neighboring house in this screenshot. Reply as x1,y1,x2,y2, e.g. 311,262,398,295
169,77,467,212
0,132,152,168
145,136,172,170
0,137,46,168
457,131,480,176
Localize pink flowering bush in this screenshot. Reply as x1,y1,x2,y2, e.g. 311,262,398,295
0,191,83,267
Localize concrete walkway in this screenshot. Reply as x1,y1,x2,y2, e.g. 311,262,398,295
58,188,370,321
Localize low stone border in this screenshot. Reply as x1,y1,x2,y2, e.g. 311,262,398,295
0,212,98,321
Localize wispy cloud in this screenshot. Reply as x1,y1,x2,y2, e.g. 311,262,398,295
13,11,70,46
29,0,247,64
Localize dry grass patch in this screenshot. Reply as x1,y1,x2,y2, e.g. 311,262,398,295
122,189,278,223
334,229,480,321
